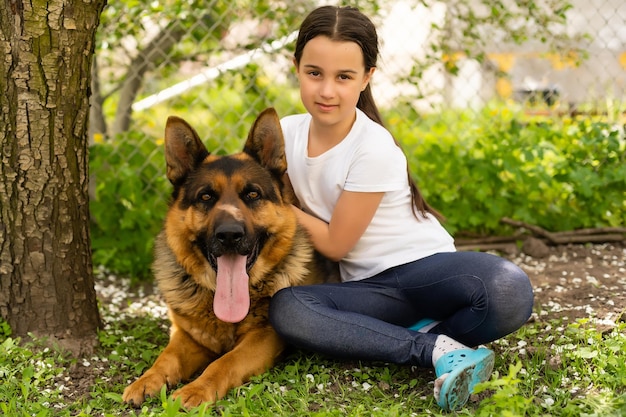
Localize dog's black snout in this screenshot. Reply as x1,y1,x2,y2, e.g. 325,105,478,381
215,223,245,246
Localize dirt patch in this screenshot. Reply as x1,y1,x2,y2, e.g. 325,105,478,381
506,242,626,326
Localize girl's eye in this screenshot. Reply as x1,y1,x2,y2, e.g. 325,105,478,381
307,71,320,77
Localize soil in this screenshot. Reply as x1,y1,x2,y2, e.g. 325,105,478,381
508,241,626,327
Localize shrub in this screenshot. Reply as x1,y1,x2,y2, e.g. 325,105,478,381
90,131,169,281
393,105,626,236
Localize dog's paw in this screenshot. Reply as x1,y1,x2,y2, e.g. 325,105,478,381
173,382,219,409
122,372,168,407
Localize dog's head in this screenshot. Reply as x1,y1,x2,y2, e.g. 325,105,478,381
162,108,299,323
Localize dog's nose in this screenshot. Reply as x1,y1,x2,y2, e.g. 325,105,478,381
215,223,245,246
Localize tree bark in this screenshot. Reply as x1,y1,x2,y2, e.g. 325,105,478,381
0,0,106,356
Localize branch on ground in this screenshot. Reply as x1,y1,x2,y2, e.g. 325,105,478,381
455,218,626,253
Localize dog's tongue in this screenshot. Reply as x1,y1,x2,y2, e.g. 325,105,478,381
214,254,250,323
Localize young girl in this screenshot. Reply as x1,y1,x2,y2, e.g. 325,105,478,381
269,5,534,412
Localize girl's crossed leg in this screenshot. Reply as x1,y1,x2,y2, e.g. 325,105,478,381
269,251,534,368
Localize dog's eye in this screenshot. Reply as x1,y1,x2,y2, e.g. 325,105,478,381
245,190,260,201
199,193,213,202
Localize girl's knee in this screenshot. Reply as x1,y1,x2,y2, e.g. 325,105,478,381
504,261,534,305
494,261,534,327
269,287,295,330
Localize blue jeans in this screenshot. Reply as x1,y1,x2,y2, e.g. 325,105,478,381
269,251,534,368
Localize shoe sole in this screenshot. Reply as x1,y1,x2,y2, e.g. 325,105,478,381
437,349,495,411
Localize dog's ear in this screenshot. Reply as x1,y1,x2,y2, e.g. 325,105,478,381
164,116,210,186
243,108,287,177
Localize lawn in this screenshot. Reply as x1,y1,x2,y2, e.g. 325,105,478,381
1,243,625,416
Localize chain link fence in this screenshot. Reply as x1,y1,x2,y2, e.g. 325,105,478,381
89,0,626,277
92,0,625,179
93,2,625,134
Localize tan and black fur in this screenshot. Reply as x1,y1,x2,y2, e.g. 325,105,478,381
122,108,336,408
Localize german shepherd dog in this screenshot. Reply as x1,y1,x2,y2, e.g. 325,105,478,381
122,108,335,408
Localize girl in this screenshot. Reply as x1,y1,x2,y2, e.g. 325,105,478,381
269,5,534,412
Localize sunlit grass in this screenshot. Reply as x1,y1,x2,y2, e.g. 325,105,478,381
1,291,624,417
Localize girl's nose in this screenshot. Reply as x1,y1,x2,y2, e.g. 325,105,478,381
319,79,335,99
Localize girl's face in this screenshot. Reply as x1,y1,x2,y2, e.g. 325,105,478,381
295,35,374,131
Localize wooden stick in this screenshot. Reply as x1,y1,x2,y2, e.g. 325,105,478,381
454,218,626,250
499,217,625,244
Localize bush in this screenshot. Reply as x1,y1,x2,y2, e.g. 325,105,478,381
90,131,169,281
393,105,626,236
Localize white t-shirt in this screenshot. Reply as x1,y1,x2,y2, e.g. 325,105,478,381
281,108,456,282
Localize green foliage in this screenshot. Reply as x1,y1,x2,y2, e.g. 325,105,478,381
0,319,11,338
89,130,169,281
489,319,626,417
473,361,533,416
552,120,626,228
393,105,626,236
0,337,68,417
564,319,626,393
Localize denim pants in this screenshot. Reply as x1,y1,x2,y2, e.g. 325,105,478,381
269,251,534,368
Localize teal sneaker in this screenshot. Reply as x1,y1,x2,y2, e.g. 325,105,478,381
433,347,494,411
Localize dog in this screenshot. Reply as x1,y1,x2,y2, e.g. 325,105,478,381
122,108,337,408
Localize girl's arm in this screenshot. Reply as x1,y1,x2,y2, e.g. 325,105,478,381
292,190,384,262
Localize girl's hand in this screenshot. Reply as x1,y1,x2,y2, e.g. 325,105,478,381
291,190,384,261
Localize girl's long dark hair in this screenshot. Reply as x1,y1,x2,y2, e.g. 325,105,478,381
294,5,443,221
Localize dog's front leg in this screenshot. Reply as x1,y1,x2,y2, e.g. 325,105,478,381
123,325,215,407
173,326,285,408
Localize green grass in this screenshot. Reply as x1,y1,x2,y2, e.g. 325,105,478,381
1,297,625,416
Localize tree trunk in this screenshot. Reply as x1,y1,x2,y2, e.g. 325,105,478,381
0,0,106,356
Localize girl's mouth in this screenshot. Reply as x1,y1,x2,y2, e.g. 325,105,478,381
316,103,336,112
